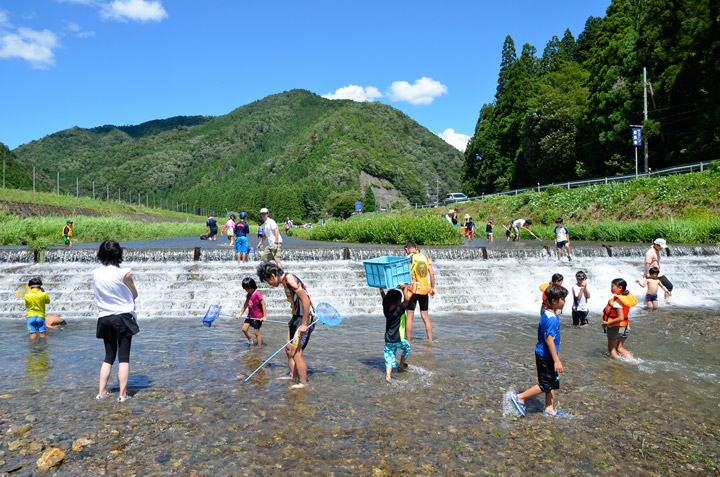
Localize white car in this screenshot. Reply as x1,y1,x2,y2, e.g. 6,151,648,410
443,193,468,205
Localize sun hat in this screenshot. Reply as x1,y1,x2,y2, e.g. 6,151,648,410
653,238,668,248
260,208,269,214
464,214,470,219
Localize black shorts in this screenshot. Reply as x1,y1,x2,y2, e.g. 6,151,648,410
288,314,314,350
209,229,218,238
505,230,511,237
244,318,263,330
571,310,589,326
535,353,559,393
659,275,673,292
407,293,429,311
96,313,139,340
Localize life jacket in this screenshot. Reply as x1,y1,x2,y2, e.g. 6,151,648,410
602,293,638,327
408,251,432,295
539,282,551,304
61,225,73,238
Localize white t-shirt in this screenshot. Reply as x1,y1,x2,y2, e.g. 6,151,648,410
512,219,526,228
263,218,282,247
555,226,569,242
92,265,136,318
571,284,588,311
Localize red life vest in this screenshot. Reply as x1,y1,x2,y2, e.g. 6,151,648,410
602,293,638,327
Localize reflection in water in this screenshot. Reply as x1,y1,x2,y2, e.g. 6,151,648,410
25,343,51,388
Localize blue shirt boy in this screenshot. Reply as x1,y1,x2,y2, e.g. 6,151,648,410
535,308,560,357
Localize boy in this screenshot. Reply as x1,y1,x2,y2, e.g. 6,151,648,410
554,218,572,261
24,277,50,342
512,284,568,417
380,285,411,382
511,219,534,242
485,219,494,243
62,219,73,248
256,262,313,389
635,267,671,311
571,271,590,326
539,273,563,315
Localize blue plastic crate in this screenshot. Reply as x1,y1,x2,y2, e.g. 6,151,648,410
363,256,412,289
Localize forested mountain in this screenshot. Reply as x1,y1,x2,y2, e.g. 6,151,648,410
0,142,40,190
13,90,462,221
463,0,719,194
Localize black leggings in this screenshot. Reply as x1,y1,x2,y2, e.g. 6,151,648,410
103,335,132,364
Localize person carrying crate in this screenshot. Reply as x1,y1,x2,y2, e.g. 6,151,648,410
403,241,435,342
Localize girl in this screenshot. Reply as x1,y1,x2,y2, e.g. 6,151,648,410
235,277,266,347
93,240,139,402
221,214,236,246
601,278,638,360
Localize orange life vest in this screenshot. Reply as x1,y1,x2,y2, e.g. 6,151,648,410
408,251,432,295
539,282,550,303
602,293,638,327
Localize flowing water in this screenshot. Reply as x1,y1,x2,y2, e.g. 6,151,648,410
0,246,719,475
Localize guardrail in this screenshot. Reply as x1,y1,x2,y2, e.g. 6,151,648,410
409,159,718,209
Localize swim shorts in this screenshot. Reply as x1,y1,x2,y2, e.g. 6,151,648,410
63,236,71,245
235,236,248,254
287,314,314,349
556,240,568,249
261,244,282,263
407,293,429,311
26,316,46,334
244,317,263,330
607,325,629,342
646,293,658,302
571,310,588,326
384,340,411,368
96,313,139,340
535,353,559,393
208,229,218,238
505,230,511,237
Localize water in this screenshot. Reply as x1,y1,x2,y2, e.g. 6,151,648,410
1,251,719,474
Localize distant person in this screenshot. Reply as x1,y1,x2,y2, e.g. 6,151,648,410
451,208,458,227
24,277,50,342
644,238,673,304
235,277,266,347
636,267,671,311
380,285,411,382
503,223,512,241
257,222,264,240
256,262,314,389
45,315,66,328
485,219,494,243
221,214,236,246
285,217,292,233
256,208,283,269
321,219,326,227
464,215,475,241
512,284,569,418
62,219,74,248
234,212,250,264
539,273,564,315
554,218,572,262
206,215,218,241
601,278,638,360
511,219,534,241
93,240,139,402
571,271,590,327
404,241,435,341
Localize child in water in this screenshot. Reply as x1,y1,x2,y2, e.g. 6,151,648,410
485,219,494,243
635,267,671,311
24,277,50,342
235,277,266,347
380,285,411,383
539,274,563,315
601,278,638,360
512,284,569,417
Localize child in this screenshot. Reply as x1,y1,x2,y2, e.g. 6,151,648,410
256,262,314,389
512,284,569,417
221,215,236,246
24,277,50,342
635,267,671,311
571,271,590,326
539,273,563,315
465,216,475,241
485,219,494,243
380,286,411,383
601,278,638,360
235,277,266,347
503,223,513,241
554,218,572,262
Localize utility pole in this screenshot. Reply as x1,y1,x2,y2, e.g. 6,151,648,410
2,159,4,189
57,172,59,195
93,181,95,200
643,67,649,173
76,177,79,198
33,167,35,193
435,177,440,205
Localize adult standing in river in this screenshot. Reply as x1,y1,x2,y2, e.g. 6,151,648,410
206,215,218,241
404,241,435,342
92,240,139,403
257,208,283,269
644,238,673,303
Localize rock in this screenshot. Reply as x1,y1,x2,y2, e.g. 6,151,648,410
8,439,26,452
29,441,44,453
72,438,92,452
25,415,37,423
6,423,31,437
37,448,65,470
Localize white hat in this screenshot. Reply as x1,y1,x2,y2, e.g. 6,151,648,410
653,238,668,249
260,208,269,214
464,214,470,219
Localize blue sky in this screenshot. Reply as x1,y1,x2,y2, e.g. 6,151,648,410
0,0,610,151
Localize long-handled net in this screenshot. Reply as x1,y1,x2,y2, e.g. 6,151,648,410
202,305,286,327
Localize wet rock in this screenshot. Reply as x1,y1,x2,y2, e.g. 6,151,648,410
37,447,65,470
71,438,93,452
28,441,45,453
6,423,31,437
25,415,37,423
8,439,26,452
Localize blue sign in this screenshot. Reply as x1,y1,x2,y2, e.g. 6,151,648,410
632,128,642,146
355,201,362,212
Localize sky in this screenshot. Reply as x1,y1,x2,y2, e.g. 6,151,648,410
0,0,610,152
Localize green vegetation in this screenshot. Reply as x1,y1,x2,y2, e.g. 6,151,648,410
463,0,719,194
12,89,463,223
362,187,376,213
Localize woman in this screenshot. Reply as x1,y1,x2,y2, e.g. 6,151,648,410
93,240,139,402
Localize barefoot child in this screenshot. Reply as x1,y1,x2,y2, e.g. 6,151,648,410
380,285,411,382
485,219,494,243
571,271,590,326
601,278,638,359
512,284,569,417
235,277,266,347
635,267,671,311
554,218,572,262
24,278,50,342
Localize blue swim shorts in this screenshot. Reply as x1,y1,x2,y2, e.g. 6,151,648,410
27,316,46,334
384,340,411,368
646,293,658,302
235,236,248,254
556,240,568,249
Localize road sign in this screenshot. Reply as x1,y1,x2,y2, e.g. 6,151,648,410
355,201,362,212
632,128,642,146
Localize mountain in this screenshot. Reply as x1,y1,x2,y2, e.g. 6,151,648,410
13,89,463,221
0,142,39,190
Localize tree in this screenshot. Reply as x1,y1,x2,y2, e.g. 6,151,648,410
325,191,360,219
362,186,376,213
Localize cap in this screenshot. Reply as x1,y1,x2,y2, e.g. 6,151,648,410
260,208,269,214
67,219,73,224
464,214,470,219
653,238,668,249
239,211,247,218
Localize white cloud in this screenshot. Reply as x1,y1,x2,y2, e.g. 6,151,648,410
102,0,167,22
0,25,58,69
0,9,11,27
438,128,470,152
389,77,447,105
323,85,382,102
65,21,95,38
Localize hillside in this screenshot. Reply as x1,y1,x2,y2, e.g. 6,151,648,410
13,90,463,222
0,142,39,190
